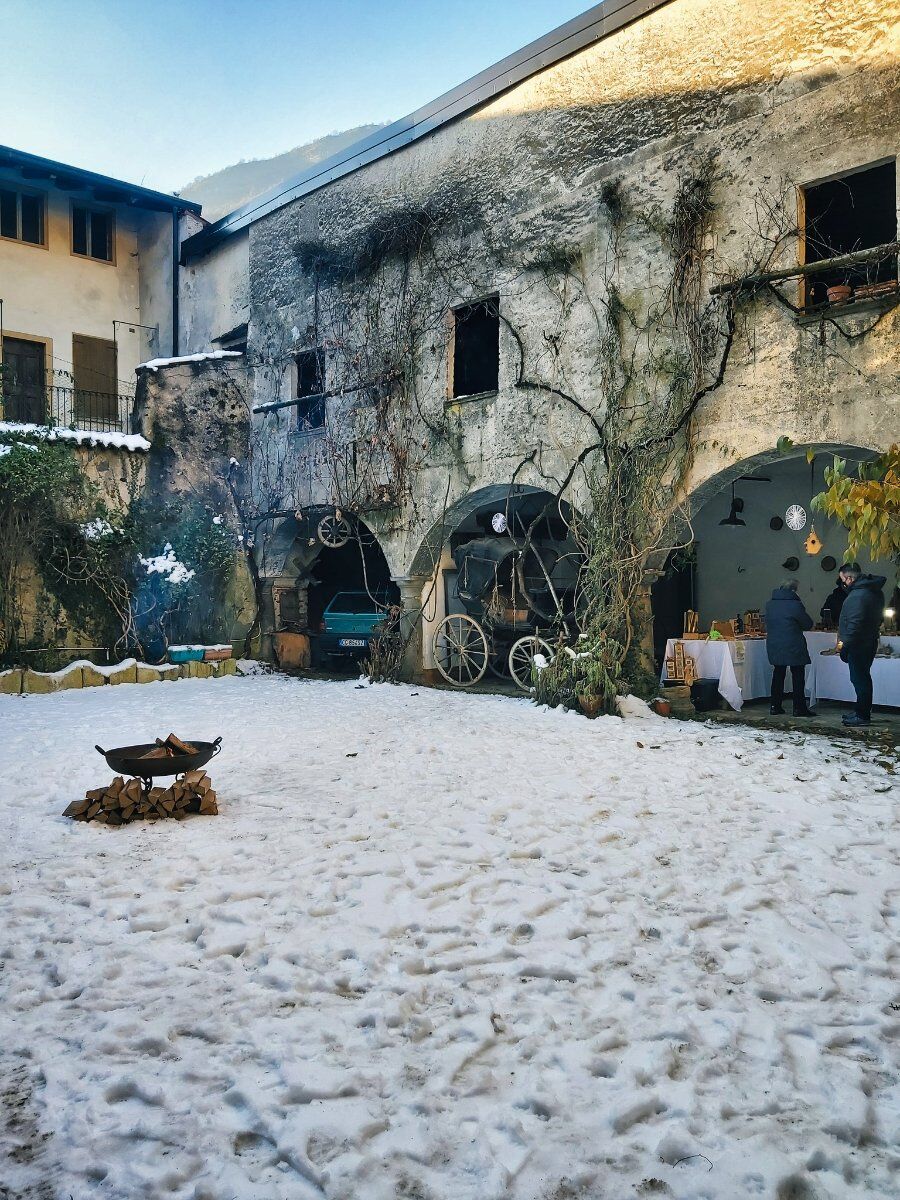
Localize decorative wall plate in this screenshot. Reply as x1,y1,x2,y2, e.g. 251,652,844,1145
769,516,784,531
821,556,837,572
491,511,508,533
782,556,800,571
786,504,807,531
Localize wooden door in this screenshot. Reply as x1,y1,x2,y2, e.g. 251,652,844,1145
1,337,46,423
73,334,118,422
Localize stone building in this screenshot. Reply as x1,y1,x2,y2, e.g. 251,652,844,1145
177,0,900,673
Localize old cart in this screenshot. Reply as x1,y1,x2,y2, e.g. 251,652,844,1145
432,536,579,691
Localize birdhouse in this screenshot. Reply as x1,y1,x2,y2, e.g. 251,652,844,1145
804,525,823,555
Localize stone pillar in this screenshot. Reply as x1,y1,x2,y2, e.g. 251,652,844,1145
394,574,429,682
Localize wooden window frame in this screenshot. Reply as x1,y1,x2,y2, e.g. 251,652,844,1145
797,157,898,308
448,292,501,401
70,200,116,265
0,185,48,250
294,347,327,433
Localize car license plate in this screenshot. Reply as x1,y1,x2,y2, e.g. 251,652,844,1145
338,638,366,648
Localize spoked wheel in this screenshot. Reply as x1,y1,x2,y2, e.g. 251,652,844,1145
508,635,554,693
432,615,489,687
317,513,351,548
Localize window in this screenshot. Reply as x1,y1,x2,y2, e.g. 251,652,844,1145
452,297,499,398
213,322,248,353
72,205,114,262
73,334,119,422
801,161,897,306
0,188,45,246
295,348,325,431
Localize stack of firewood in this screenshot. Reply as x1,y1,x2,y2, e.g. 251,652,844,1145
63,770,217,825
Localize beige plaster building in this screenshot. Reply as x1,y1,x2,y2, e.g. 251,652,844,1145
0,145,201,433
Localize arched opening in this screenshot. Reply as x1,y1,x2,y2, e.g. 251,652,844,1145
685,445,888,630
409,484,583,679
259,507,396,667
652,443,896,710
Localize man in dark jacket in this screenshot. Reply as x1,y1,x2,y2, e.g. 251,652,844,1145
765,579,816,716
820,563,860,627
838,568,886,725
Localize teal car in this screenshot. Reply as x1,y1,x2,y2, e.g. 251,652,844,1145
319,591,395,659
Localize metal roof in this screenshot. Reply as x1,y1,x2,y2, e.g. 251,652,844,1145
182,0,672,259
0,144,202,216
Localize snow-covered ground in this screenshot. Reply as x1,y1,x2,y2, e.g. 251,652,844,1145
1,677,898,1200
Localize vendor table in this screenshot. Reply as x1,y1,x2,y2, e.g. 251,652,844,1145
663,632,900,711
661,638,746,711
807,633,900,707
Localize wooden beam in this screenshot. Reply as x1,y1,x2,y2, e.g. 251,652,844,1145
710,241,900,296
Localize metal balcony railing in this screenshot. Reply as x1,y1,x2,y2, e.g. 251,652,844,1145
0,385,134,433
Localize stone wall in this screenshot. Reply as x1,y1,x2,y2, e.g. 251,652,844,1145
133,357,257,647
0,655,238,695
241,0,899,588
2,442,147,660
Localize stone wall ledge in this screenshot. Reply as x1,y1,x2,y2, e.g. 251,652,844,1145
1,656,239,696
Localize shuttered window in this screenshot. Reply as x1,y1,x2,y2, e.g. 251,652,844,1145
73,335,118,421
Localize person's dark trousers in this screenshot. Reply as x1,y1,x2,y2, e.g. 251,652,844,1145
846,644,876,719
771,665,806,711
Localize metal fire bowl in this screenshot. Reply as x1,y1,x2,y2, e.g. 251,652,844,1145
95,738,222,779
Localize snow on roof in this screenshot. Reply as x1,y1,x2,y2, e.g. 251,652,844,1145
0,422,150,452
137,350,243,372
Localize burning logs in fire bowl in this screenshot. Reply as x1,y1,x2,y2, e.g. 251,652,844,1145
63,733,222,824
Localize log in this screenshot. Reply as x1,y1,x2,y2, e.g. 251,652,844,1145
63,769,219,824
165,734,198,756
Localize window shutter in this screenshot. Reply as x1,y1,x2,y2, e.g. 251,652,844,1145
73,335,118,420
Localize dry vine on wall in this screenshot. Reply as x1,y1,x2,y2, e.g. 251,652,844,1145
238,157,802,696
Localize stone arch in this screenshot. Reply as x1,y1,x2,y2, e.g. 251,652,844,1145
407,482,578,578
651,440,883,659
255,505,397,661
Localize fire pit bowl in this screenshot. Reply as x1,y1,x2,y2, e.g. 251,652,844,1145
95,737,222,780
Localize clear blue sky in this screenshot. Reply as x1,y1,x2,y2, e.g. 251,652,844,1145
4,0,590,193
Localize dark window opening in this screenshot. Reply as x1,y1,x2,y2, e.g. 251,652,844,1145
0,188,44,245
213,322,248,353
296,348,326,431
72,205,113,261
802,161,897,305
452,297,499,397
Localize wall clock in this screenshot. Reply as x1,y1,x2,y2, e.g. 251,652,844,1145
785,504,807,531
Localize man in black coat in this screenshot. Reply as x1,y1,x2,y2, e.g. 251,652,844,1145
765,579,816,716
820,563,859,628
838,567,886,725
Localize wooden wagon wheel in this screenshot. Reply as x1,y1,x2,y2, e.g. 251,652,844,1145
508,635,554,693
432,615,489,688
317,513,351,548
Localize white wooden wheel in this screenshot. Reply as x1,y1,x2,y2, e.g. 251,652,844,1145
317,514,351,548
432,615,489,687
508,635,553,693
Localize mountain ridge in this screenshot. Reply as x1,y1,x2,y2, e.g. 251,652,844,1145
181,123,388,222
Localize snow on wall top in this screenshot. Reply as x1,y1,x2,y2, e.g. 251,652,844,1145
0,422,150,453
137,350,243,372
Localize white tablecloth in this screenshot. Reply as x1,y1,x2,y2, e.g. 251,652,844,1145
807,633,900,706
664,632,900,711
661,638,745,711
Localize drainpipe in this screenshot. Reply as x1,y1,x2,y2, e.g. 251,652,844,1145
171,209,180,357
